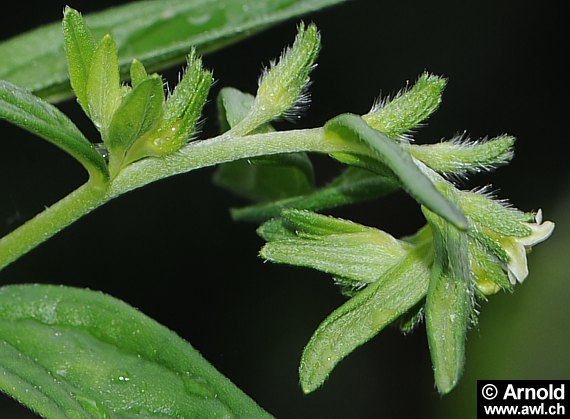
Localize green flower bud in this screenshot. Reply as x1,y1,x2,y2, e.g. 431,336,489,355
229,23,320,136
150,50,213,155
126,50,213,161
256,22,319,119
363,72,446,139
406,135,515,176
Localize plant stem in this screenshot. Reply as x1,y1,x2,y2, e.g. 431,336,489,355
110,128,335,195
0,181,107,271
0,127,346,272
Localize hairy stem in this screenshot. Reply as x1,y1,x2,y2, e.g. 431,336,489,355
0,182,106,272
0,128,345,271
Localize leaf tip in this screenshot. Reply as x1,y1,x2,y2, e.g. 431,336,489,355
100,33,115,45
299,359,321,395
300,382,316,395
452,213,470,231
63,5,78,18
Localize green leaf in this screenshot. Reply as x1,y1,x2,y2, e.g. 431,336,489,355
325,113,469,229
299,244,432,393
0,0,348,102
0,284,272,418
214,86,316,203
87,34,122,137
107,75,164,169
0,81,108,184
406,135,515,175
425,260,469,395
232,167,398,222
260,210,413,284
62,7,96,114
274,209,374,236
129,59,148,87
214,156,315,203
363,72,446,138
257,218,299,241
422,189,472,395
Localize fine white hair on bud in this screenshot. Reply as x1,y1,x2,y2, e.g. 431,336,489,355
470,185,507,203
364,72,447,139
406,134,515,179
253,22,320,123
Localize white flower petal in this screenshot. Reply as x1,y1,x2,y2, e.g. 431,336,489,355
519,221,555,247
535,209,543,224
507,269,518,285
505,241,529,283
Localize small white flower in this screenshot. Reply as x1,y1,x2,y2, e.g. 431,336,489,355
502,209,555,284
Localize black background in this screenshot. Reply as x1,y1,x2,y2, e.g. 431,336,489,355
0,1,566,418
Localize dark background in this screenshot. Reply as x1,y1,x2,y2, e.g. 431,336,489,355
1,1,567,418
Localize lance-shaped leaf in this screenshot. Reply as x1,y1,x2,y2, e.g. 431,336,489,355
298,243,432,393
0,0,348,102
232,167,398,222
363,73,447,138
267,209,372,236
62,7,95,114
0,284,272,418
107,74,164,170
325,113,468,229
424,260,469,395
214,87,316,203
87,34,121,137
129,59,148,87
260,210,412,284
0,81,108,184
422,186,472,395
